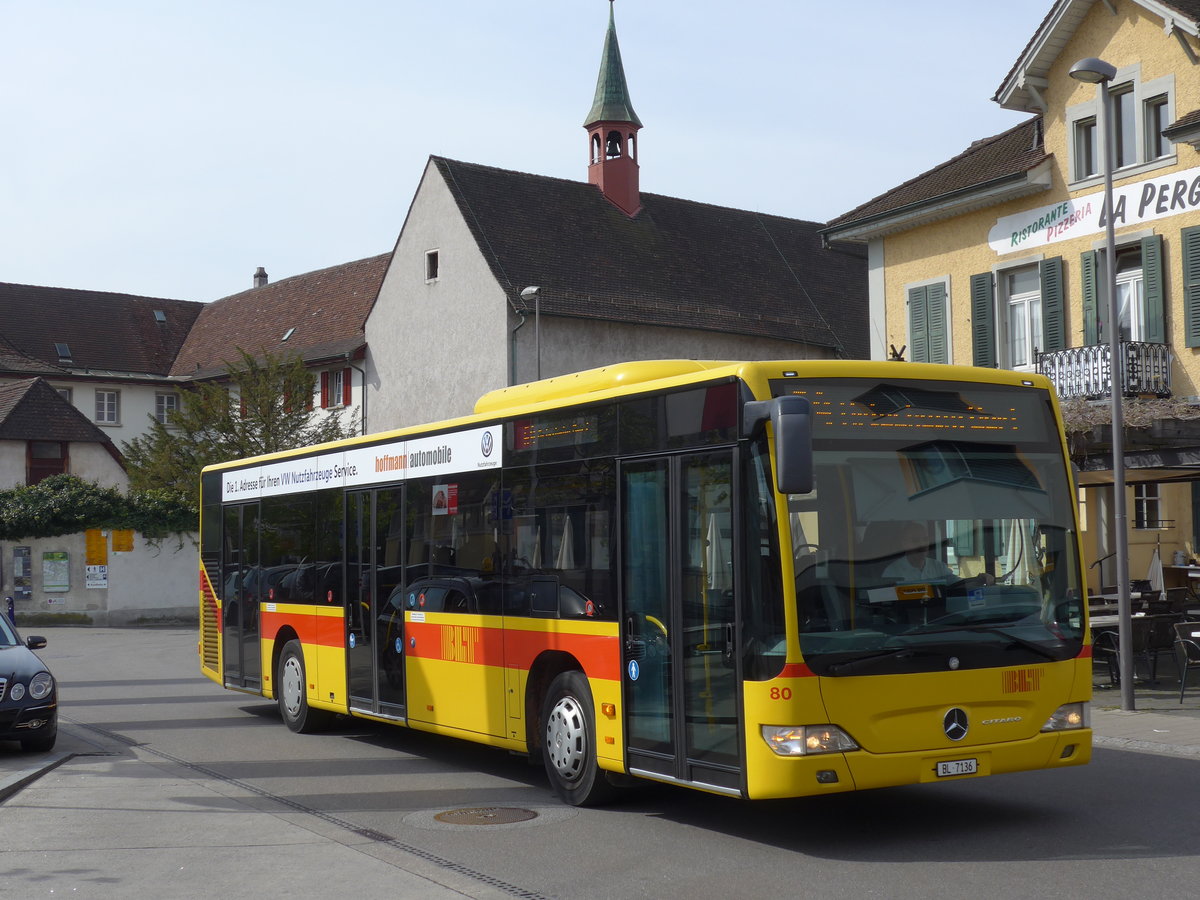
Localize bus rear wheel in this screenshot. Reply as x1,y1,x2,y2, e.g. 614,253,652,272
541,671,616,807
277,640,331,734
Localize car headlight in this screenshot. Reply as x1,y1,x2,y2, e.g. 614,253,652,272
29,672,54,701
9,683,25,701
761,725,859,756
1041,702,1088,732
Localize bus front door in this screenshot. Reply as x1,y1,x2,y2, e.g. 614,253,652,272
347,488,407,718
620,451,742,795
222,502,261,691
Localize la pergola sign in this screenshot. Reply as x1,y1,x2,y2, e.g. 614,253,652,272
989,164,1200,254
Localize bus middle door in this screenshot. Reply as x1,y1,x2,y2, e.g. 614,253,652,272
620,450,742,795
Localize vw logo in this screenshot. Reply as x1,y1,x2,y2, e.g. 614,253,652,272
481,430,494,457
943,707,969,741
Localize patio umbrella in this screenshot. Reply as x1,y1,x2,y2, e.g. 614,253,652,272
555,517,575,570
706,513,732,591
1147,546,1165,606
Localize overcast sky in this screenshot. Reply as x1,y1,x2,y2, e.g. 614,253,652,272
2,0,1054,303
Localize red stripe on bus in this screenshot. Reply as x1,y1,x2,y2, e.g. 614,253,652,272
504,628,621,681
1078,644,1093,659
397,619,622,681
780,662,815,678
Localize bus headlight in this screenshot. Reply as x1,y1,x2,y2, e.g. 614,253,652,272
1041,702,1088,732
761,725,858,756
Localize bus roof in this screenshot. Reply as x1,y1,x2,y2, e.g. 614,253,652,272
200,359,1057,474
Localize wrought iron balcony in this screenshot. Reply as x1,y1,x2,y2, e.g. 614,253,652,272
1036,341,1171,401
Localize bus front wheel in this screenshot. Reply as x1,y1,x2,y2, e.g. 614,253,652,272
277,640,331,734
541,671,616,807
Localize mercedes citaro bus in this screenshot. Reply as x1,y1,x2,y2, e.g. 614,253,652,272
199,360,1090,805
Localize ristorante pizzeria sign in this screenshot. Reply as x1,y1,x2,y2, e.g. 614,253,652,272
989,164,1200,254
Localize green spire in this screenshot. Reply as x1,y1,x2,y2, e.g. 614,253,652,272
584,1,641,128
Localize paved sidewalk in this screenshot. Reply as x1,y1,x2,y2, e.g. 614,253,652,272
0,723,491,898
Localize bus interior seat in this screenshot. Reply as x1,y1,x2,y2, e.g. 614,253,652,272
796,553,845,631
858,521,908,582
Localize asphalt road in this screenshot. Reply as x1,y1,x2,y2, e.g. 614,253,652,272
2,627,1198,899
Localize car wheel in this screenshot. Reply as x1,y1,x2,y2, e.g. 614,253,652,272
541,671,616,807
277,640,331,734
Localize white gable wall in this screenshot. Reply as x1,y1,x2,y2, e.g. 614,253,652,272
365,161,511,430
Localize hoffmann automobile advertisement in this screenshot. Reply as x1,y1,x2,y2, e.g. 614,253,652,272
221,425,501,501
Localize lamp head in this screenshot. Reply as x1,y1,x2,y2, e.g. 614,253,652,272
520,286,540,302
1069,57,1117,84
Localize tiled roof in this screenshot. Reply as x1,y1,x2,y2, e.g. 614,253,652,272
0,333,64,377
0,282,203,377
0,377,118,445
826,117,1047,232
1164,107,1200,137
434,157,868,358
995,1,1200,111
170,254,390,379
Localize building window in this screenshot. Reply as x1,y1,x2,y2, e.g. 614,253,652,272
1068,66,1174,185
155,392,180,424
1114,247,1146,342
320,368,352,409
1133,483,1163,529
28,441,67,484
1146,94,1170,160
425,249,439,282
95,390,120,425
54,386,72,403
1112,85,1136,168
1074,116,1098,180
1004,266,1042,369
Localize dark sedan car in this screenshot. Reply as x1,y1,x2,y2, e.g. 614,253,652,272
0,617,57,752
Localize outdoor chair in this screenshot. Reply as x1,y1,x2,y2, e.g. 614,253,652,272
1092,620,1160,688
1172,621,1200,703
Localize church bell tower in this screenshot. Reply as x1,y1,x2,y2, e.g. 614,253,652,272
584,1,642,216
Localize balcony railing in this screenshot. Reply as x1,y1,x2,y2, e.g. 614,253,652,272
1036,341,1171,401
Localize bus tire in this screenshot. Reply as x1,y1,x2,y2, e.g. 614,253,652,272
541,671,616,807
277,640,330,734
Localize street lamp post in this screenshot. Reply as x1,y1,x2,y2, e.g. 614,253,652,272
520,285,542,381
1070,57,1134,711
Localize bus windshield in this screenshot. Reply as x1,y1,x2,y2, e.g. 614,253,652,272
771,377,1084,676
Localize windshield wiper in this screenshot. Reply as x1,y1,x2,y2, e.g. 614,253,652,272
826,648,918,676
908,624,1063,661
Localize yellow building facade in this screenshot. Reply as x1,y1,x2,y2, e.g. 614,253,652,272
826,0,1200,596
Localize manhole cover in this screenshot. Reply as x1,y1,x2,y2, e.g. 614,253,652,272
433,807,538,826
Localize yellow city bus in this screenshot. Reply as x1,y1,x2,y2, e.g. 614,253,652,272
198,359,1091,805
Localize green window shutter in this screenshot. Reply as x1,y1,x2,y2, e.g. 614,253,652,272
1184,226,1200,348
970,273,996,367
1081,250,1098,345
926,281,948,364
1039,257,1065,353
1142,235,1164,345
908,286,929,363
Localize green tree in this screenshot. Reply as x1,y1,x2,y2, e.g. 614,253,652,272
123,349,359,503
0,475,195,541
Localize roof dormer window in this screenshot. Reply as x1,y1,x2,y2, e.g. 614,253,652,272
153,310,167,323
54,342,72,362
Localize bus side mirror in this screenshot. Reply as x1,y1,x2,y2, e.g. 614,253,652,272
742,396,813,494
